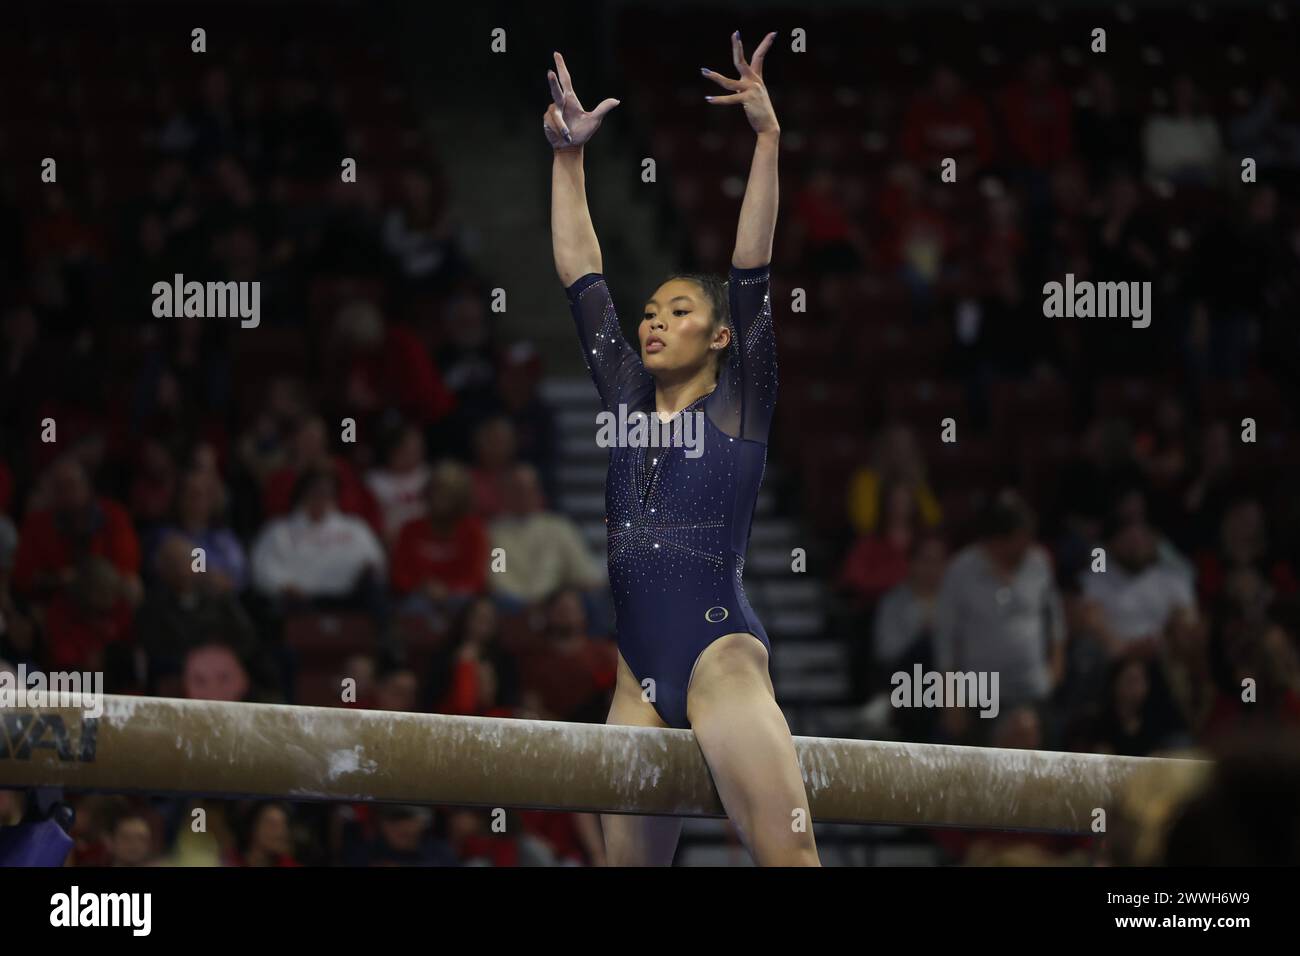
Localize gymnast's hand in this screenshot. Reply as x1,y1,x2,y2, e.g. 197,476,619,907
702,31,779,135
544,51,620,150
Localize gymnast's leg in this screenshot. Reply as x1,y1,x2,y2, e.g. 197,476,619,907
686,633,821,866
599,652,684,866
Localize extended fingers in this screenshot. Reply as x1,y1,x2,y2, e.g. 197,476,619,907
750,31,776,77
704,91,745,105
547,70,566,110
730,30,747,74
700,67,741,91
553,51,574,96
590,97,621,121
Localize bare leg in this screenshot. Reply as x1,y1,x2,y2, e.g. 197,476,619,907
686,633,820,866
600,652,684,866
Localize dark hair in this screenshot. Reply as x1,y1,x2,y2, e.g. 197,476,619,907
377,419,421,467
660,272,731,374
979,488,1036,539
237,800,293,854
290,466,337,510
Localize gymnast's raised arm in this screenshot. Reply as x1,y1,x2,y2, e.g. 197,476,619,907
546,51,620,286
702,31,780,269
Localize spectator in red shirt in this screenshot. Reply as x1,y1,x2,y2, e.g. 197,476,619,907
423,596,525,718
791,166,870,274
515,588,617,723
470,415,518,519
839,477,922,609
901,66,996,174
391,459,489,614
1202,621,1300,741
11,456,142,670
1195,496,1298,607
332,298,455,426
998,54,1074,170
224,802,300,867
261,415,381,532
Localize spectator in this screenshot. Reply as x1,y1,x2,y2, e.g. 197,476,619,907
1087,655,1187,757
846,424,942,538
251,467,387,606
149,468,249,592
498,342,560,505
11,456,142,670
366,421,432,545
373,654,421,713
999,54,1073,170
133,312,231,434
134,533,261,694
181,639,253,703
839,477,923,608
225,802,300,867
934,491,1065,740
261,416,381,532
1079,509,1197,659
438,288,501,447
105,809,158,867
1143,75,1223,184
901,66,996,173
423,596,525,717
1195,496,1297,608
872,533,948,670
469,415,518,519
487,464,604,607
330,298,455,428
342,804,458,867
515,588,617,722
382,168,465,291
390,460,489,611
791,165,869,274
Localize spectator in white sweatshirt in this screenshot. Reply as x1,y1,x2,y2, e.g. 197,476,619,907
252,467,387,603
488,463,604,608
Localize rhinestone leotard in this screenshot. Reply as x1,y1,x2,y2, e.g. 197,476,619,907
565,263,776,728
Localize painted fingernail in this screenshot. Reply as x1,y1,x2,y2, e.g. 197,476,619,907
700,67,709,74
705,96,713,102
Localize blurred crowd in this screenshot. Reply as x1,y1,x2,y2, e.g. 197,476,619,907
4,4,1300,866
0,14,616,865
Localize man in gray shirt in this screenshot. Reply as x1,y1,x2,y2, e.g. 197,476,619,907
934,491,1066,740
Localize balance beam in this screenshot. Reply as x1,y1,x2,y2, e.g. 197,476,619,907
0,694,1208,832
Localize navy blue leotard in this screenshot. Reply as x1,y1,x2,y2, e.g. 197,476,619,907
565,263,777,729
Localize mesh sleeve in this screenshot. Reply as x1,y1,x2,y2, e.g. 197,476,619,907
565,273,653,414
707,263,778,442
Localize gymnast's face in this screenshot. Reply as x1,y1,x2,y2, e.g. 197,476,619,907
640,279,729,378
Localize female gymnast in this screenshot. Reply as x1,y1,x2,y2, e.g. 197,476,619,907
546,31,819,866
